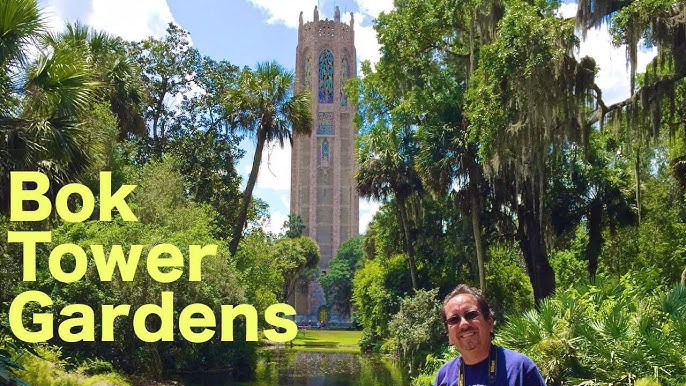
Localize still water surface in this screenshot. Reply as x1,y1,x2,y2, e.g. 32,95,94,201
180,350,410,386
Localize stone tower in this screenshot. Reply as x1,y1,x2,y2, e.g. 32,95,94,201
290,6,359,321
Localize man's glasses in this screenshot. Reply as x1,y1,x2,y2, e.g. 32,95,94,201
446,310,480,326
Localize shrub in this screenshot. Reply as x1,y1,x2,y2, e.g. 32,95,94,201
485,243,534,322
387,289,444,374
496,277,686,385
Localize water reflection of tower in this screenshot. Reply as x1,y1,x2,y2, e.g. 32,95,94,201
290,5,359,323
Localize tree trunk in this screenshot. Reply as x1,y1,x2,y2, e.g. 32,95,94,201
517,179,555,304
681,266,686,285
151,79,169,140
470,186,486,291
586,198,603,280
229,127,266,256
397,195,419,290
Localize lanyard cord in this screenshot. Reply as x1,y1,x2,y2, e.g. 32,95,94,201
457,345,497,386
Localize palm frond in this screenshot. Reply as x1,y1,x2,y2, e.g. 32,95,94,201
662,283,686,319
0,0,43,68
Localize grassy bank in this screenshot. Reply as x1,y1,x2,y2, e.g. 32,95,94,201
289,329,362,353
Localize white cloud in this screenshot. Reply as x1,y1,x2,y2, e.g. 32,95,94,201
40,0,175,41
257,142,292,191
577,24,657,104
556,2,577,18
359,198,380,234
266,210,289,235
247,0,318,28
39,4,74,33
354,21,382,66
355,0,393,18
87,0,174,41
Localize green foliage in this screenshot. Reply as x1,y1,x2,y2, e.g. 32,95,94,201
15,345,129,386
282,213,305,238
484,244,534,322
131,23,199,140
387,289,444,374
636,378,663,386
411,373,435,386
12,157,255,377
496,277,686,385
320,236,363,318
467,1,579,160
0,0,105,214
549,227,590,289
352,255,408,351
636,168,686,283
417,345,458,385
127,23,244,238
272,236,320,301
164,127,243,239
234,232,283,316
0,338,29,386
45,21,146,138
78,102,121,189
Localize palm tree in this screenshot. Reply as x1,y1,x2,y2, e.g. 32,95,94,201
1,0,98,213
43,21,146,138
1,0,43,185
226,61,312,256
283,213,305,238
356,126,422,290
416,123,489,291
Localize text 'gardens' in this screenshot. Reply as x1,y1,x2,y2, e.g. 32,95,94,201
6,171,298,344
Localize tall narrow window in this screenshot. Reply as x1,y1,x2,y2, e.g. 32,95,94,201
303,53,311,88
340,53,349,106
321,139,330,167
318,49,334,103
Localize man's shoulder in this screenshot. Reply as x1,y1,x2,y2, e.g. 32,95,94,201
437,355,461,372
498,346,539,369
497,346,546,385
436,356,460,378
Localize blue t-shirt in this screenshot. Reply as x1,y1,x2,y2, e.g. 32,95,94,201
433,346,546,386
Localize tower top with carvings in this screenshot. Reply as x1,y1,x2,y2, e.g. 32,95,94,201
298,6,355,43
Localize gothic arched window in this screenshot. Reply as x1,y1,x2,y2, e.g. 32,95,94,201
318,49,334,103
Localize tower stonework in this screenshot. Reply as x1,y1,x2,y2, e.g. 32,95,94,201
291,6,359,321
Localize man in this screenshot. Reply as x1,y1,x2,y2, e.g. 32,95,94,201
434,284,546,386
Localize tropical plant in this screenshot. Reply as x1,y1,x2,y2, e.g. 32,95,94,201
0,0,99,214
43,21,146,138
496,277,686,385
226,60,312,256
282,213,305,238
356,125,423,290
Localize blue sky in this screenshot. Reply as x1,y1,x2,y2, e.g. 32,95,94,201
39,0,655,235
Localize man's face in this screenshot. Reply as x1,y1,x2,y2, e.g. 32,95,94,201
443,293,494,363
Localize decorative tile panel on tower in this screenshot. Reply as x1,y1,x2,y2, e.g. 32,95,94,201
291,6,359,323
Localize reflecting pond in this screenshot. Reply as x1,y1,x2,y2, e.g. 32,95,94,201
180,350,410,386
